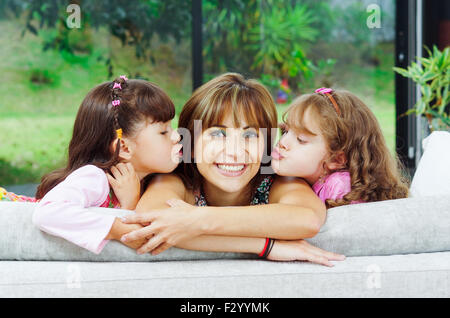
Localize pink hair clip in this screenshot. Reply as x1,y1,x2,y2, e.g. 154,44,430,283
119,75,128,81
314,87,341,116
113,83,122,90
112,100,121,107
315,87,333,94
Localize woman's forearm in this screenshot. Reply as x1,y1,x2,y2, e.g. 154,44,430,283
199,204,322,240
176,234,267,254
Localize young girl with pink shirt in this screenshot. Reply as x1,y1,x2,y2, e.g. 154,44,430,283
30,75,182,253
271,88,409,207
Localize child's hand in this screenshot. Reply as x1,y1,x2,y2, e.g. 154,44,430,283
119,223,149,250
106,218,148,250
106,163,140,210
267,239,346,267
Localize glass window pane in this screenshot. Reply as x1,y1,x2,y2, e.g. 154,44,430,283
203,0,396,152
0,1,192,191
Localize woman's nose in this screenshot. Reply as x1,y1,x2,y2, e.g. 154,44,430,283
224,134,246,160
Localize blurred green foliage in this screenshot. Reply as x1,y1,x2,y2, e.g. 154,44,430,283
1,0,192,77
203,0,322,85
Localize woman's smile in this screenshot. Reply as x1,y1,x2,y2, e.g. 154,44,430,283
215,163,248,177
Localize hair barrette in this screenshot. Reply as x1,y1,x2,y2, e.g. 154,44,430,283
315,87,333,94
112,100,121,107
314,87,341,116
116,128,123,140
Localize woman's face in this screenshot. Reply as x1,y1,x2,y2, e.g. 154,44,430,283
194,111,265,193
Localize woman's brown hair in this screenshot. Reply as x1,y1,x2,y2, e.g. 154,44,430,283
284,90,409,207
35,76,175,200
175,72,278,195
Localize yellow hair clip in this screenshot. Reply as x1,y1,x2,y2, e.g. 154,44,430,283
116,128,123,139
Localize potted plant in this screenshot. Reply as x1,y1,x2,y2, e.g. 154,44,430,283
393,45,450,132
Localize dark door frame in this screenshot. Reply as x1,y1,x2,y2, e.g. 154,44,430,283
192,0,203,91
395,0,422,175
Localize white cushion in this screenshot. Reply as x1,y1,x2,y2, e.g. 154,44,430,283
410,131,450,197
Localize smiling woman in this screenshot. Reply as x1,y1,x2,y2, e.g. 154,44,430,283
118,73,346,267
176,72,277,205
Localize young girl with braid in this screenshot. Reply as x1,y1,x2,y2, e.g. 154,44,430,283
27,76,183,253
271,88,409,207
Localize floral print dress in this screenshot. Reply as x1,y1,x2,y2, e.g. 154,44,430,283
194,176,274,206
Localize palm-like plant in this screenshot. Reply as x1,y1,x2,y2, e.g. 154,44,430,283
203,0,259,74
393,46,450,131
247,4,318,78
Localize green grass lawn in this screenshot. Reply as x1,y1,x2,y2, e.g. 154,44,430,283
0,18,397,186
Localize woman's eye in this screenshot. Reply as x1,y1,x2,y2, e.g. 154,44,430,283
160,131,168,135
243,130,258,138
210,129,226,137
297,137,307,144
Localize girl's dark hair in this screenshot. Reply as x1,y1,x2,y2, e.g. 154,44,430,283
36,77,175,200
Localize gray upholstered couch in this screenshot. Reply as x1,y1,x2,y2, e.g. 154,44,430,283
1,194,449,298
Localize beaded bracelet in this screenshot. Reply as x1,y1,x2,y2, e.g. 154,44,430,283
259,238,275,258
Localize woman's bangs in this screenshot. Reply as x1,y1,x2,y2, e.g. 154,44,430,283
200,88,271,131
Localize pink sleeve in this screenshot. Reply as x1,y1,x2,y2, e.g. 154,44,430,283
32,165,116,254
320,172,352,202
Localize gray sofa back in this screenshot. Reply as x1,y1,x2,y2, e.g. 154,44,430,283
0,195,449,261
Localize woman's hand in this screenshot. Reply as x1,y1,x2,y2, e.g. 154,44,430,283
106,163,140,210
267,239,346,267
105,218,147,250
120,198,205,255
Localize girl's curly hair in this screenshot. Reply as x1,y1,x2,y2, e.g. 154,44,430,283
284,90,409,207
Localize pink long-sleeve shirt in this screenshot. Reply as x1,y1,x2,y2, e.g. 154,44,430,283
32,165,120,254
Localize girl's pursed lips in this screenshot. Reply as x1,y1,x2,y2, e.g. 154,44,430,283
271,147,285,160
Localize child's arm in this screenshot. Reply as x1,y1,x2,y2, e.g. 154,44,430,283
106,163,140,210
33,165,120,254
